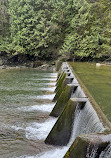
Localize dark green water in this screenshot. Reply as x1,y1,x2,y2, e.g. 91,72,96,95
70,62,111,122
0,68,56,158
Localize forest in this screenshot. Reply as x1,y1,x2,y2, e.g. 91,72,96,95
0,0,111,62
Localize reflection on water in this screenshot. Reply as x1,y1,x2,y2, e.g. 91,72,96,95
0,68,57,158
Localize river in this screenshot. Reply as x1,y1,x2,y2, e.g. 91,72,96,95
0,68,58,158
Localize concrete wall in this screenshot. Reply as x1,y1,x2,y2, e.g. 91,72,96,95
64,134,111,158
45,62,111,158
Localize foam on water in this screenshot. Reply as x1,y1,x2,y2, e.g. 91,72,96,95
41,82,56,86
16,146,69,158
37,147,69,158
86,144,99,158
43,73,57,78
72,101,105,140
50,73,58,77
31,78,57,81
99,143,111,158
38,87,56,92
25,118,57,140
11,126,24,131
18,103,55,112
36,94,55,100
16,100,108,158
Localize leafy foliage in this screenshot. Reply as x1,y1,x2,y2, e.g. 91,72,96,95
0,0,10,52
61,0,111,60
0,0,111,61
8,0,64,60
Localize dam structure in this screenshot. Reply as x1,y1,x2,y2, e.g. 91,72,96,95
43,62,111,158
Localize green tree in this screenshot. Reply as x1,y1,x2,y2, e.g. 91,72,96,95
1,0,111,61
9,0,63,60
0,0,10,53
61,0,111,60
0,0,9,37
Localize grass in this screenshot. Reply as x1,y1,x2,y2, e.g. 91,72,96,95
70,62,111,122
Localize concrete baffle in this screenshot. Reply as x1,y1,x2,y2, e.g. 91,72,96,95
50,84,79,117
45,98,87,146
64,133,111,158
53,76,74,102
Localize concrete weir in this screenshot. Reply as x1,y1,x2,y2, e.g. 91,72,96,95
50,84,87,117
45,98,87,146
45,62,111,158
64,134,111,158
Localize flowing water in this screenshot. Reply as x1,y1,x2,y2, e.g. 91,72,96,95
72,101,105,140
99,143,111,158
0,68,58,158
0,67,111,158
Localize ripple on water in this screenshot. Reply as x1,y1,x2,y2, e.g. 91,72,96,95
0,69,57,158
35,94,55,100
25,118,57,140
16,146,69,158
37,87,56,92
18,103,55,113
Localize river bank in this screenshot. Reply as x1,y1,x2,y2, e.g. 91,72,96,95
0,53,55,71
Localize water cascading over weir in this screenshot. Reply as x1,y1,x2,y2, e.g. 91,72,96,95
44,62,111,158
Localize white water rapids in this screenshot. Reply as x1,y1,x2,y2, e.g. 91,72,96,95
14,71,111,158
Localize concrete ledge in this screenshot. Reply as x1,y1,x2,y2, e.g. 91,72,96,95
56,71,66,87
56,72,72,88
71,85,86,98
46,62,111,157
45,98,87,146
53,76,74,102
56,63,70,81
64,134,111,158
51,84,87,117
50,84,78,117
55,60,62,71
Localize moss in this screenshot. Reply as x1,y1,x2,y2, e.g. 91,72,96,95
53,77,68,102
56,71,64,86
64,134,110,158
50,84,75,117
45,99,77,146
56,68,62,81
55,60,62,71
64,137,87,158
55,72,66,92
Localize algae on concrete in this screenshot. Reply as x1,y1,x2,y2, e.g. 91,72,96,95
50,84,77,117
45,99,78,146
53,76,74,102
64,134,110,158
55,60,62,71
56,68,62,81
55,72,66,91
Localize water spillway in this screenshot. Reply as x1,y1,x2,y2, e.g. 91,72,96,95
45,98,105,146
0,63,111,158
44,62,111,158
64,134,111,158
